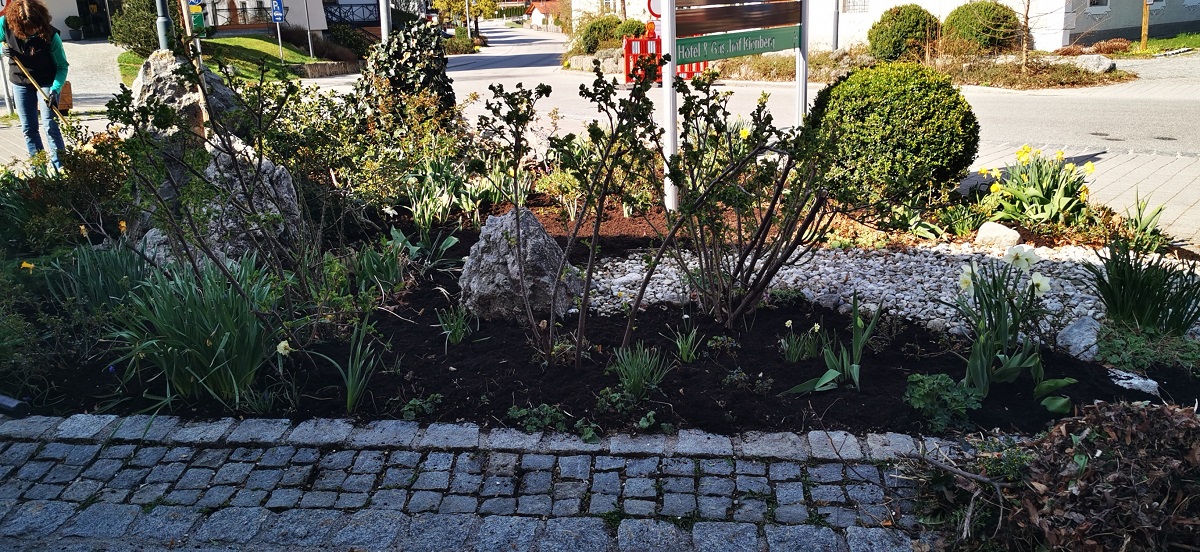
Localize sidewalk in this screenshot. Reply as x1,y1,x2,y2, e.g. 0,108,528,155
0,414,938,550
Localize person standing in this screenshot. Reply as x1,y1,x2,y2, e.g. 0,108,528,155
1,0,69,169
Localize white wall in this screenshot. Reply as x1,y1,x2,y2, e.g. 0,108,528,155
283,0,328,31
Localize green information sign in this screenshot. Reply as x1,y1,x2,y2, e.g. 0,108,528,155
675,25,801,64
191,13,207,37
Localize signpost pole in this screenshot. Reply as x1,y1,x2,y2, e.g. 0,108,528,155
304,0,314,57
662,0,678,211
795,0,807,127
272,0,285,61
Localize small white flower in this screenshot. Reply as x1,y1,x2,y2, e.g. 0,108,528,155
682,314,690,320
381,206,398,217
276,340,295,356
785,320,793,329
1030,272,1050,297
811,323,820,333
1003,244,1040,272
958,263,977,293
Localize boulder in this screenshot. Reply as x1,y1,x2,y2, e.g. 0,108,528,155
131,50,240,130
460,208,584,321
974,221,1021,248
139,135,303,266
1056,317,1101,362
1071,54,1115,74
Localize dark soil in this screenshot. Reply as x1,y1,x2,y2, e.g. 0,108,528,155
36,199,1199,437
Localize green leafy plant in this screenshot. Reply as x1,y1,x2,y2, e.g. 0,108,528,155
436,303,475,349
1095,322,1200,373
663,315,701,364
576,15,621,54
401,393,443,420
112,255,281,408
903,373,981,432
806,63,979,224
987,146,1095,228
46,241,150,315
937,203,989,237
607,342,672,401
386,227,461,277
1120,194,1169,253
943,0,1021,54
1084,239,1200,336
574,418,601,443
868,4,940,61
507,403,569,432
305,317,382,415
781,294,878,395
614,19,645,39
357,19,455,112
778,320,823,363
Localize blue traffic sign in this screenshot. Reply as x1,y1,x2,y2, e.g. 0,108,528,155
187,0,202,5
270,0,285,22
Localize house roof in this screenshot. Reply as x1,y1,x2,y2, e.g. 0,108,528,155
527,0,559,16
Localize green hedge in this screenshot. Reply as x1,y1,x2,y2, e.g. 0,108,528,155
943,0,1021,53
868,4,940,61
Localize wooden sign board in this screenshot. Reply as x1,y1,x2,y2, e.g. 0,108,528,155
676,1,802,37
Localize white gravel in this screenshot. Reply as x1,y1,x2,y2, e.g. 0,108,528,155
584,241,1184,337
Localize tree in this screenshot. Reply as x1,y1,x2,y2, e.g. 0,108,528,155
109,0,185,57
431,0,497,34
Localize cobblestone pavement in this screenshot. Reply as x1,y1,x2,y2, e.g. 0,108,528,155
0,415,953,550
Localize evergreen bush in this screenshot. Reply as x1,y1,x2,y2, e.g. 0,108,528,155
614,18,645,39
806,63,979,221
578,15,621,54
943,0,1021,53
867,4,940,61
109,0,184,57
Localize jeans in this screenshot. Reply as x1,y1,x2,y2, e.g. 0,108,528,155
12,83,64,169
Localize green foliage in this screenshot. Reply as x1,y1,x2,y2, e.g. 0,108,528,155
436,303,475,348
937,203,989,237
535,169,584,221
577,15,621,54
575,418,601,442
328,24,377,59
943,0,1021,53
1119,195,1169,253
444,28,476,55
507,403,569,432
778,320,823,363
358,20,455,113
904,373,981,432
781,295,878,395
400,393,443,420
806,63,979,223
868,4,939,61
45,242,150,315
112,256,282,408
607,342,671,401
614,19,645,39
109,0,186,56
1095,322,1200,373
987,146,1095,228
663,315,700,363
1084,239,1200,336
386,228,462,277
312,318,382,414
975,436,1033,482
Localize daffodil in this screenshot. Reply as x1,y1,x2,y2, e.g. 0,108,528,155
958,263,977,293
990,182,1002,193
990,168,1002,179
739,128,751,140
382,206,398,217
978,167,989,176
1079,185,1089,202
784,319,793,329
20,261,34,273
1030,272,1050,297
79,225,88,237
811,323,820,333
1055,150,1065,162
1064,162,1076,172
276,340,295,356
1003,244,1040,272
1084,161,1095,175
118,220,127,234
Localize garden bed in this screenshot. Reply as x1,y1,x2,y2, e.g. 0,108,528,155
33,201,1200,439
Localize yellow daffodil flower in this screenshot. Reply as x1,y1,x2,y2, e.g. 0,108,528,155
276,340,295,356
1055,150,1065,161
20,261,34,273
1064,163,1076,172
978,167,989,176
784,319,792,329
739,128,751,140
989,182,1002,193
1084,161,1095,175
118,220,127,234
79,225,88,237
990,168,1001,179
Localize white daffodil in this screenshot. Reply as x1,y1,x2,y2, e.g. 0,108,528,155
381,206,398,217
1031,272,1051,297
785,320,793,329
1003,244,1040,272
276,340,295,356
959,263,977,293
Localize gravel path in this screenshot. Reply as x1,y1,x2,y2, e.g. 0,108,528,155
59,39,124,110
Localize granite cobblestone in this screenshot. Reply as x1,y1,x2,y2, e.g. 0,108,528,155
0,415,933,550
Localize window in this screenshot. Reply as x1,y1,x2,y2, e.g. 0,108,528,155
1085,0,1109,14
842,0,867,13
1087,0,1107,6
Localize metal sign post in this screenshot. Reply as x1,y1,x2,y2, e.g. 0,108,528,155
796,0,808,127
303,0,314,57
271,0,286,61
661,0,678,210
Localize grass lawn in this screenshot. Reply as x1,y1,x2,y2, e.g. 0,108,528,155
117,35,319,86
1113,32,1200,58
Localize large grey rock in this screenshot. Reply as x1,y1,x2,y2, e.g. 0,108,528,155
131,51,240,129
1057,317,1101,361
139,134,304,266
974,221,1021,248
1072,54,1116,74
459,208,583,320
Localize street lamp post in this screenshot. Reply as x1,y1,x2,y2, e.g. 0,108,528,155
155,0,173,50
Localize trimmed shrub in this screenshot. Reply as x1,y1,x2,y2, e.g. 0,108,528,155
615,18,645,39
867,4,939,61
329,23,378,59
943,0,1021,53
806,62,979,220
578,15,621,54
358,19,455,112
109,0,185,57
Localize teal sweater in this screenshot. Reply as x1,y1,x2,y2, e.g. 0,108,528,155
0,15,69,93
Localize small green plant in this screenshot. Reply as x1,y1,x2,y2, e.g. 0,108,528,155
974,436,1033,482
46,240,150,315
1120,195,1169,253
663,315,701,364
436,303,475,349
1095,322,1200,373
721,368,774,394
706,335,739,355
507,403,569,432
607,342,672,401
903,374,981,432
985,146,1095,229
575,418,601,443
781,295,879,395
1084,239,1200,336
778,320,823,363
400,393,443,420
595,386,639,415
937,203,989,237
386,227,461,277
